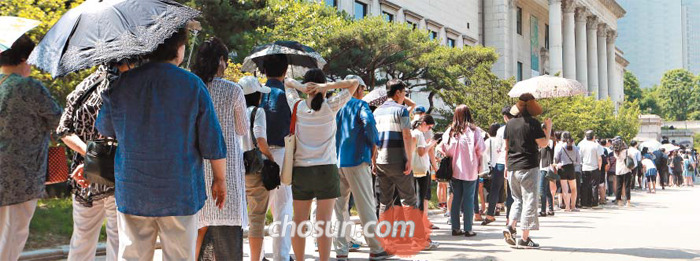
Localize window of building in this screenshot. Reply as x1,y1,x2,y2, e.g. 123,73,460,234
354,1,367,20
407,21,417,29
382,11,394,22
430,31,438,41
516,7,522,35
545,24,550,49
517,62,523,81
447,38,456,47
324,0,337,7
467,22,470,29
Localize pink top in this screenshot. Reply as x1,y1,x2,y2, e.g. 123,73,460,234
441,127,485,181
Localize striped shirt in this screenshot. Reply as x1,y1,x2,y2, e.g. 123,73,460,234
374,100,410,164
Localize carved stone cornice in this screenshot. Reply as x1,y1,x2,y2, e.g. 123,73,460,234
599,0,626,18
509,0,521,8
575,7,589,21
587,15,598,29
562,0,577,13
597,23,608,37
549,0,562,4
606,30,617,43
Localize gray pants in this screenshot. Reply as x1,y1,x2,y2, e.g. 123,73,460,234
375,163,417,212
334,163,384,255
507,167,540,231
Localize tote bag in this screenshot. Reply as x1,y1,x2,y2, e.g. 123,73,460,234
281,100,302,185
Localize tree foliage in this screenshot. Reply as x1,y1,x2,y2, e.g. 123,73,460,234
658,69,699,121
623,70,641,102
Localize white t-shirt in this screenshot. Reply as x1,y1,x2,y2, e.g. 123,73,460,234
495,125,506,164
411,129,429,175
485,134,504,168
578,139,604,171
614,149,634,175
628,146,642,165
641,158,656,170
239,106,267,152
286,87,352,167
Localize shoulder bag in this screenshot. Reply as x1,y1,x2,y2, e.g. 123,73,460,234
281,100,302,185
624,150,635,169
436,134,454,182
243,107,264,174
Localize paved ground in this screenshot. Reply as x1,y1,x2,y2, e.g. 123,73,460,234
121,182,700,261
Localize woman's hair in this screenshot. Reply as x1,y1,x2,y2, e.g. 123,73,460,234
302,68,327,111
412,114,435,129
146,27,189,62
488,123,500,137
0,35,34,66
449,104,474,137
245,92,262,107
192,37,229,83
641,147,649,156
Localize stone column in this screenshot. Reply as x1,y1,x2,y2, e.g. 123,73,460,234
607,31,618,104
370,0,381,16
396,8,405,23
419,18,426,30
549,0,564,76
562,0,576,79
586,16,599,98
511,0,519,77
575,8,588,90
440,27,447,45
597,24,608,99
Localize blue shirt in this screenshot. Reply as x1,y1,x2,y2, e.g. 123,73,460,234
96,62,226,217
336,98,378,168
261,79,291,147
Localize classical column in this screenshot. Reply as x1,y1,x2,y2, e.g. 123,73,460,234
370,0,381,16
586,16,599,98
607,31,618,104
575,8,588,90
549,0,564,76
597,23,608,99
395,8,405,23
419,18,426,30
440,27,447,45
511,0,519,78
562,0,576,79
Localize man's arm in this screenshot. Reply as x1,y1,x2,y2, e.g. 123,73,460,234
535,118,552,148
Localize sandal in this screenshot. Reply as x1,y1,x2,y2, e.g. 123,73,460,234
481,217,495,226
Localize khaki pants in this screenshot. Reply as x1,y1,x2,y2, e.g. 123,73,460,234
245,174,270,238
117,212,196,261
334,163,384,255
68,195,119,261
0,199,37,261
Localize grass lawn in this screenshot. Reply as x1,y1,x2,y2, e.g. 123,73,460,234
25,197,107,250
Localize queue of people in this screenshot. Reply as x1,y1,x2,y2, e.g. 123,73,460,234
1,22,699,261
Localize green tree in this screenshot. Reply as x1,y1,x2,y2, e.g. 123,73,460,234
623,70,641,102
658,69,698,120
639,85,662,115
1,0,90,107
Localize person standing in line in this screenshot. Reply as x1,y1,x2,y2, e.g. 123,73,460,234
283,70,358,261
653,148,668,189
191,37,248,260
502,94,551,249
96,27,228,260
58,62,134,261
373,79,438,250
554,132,580,212
482,123,504,225
238,76,276,261
670,151,683,187
485,107,514,225
612,138,633,207
538,125,557,217
0,35,63,261
439,105,485,237
578,130,603,209
597,139,610,205
411,115,439,222
333,75,391,261
606,141,618,197
628,141,642,191
641,154,658,193
683,154,695,187
259,54,295,261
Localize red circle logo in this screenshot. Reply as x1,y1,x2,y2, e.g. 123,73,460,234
376,206,433,257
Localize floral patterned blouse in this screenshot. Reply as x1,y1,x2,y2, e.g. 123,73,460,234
0,73,62,207
56,66,116,207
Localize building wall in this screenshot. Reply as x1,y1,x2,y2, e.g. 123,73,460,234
682,0,700,75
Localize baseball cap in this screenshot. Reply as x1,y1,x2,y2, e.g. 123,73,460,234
414,106,426,114
238,76,271,95
344,75,366,88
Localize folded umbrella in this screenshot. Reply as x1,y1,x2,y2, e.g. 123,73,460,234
508,75,586,99
28,0,199,78
0,16,41,53
241,40,326,78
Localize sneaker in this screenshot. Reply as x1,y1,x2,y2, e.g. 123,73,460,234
444,211,450,217
547,210,555,216
369,251,393,260
424,240,440,250
502,226,517,246
515,238,540,249
538,212,547,217
349,240,362,252
452,229,465,236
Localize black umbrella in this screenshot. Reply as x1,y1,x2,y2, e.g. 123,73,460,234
241,40,326,78
28,0,199,78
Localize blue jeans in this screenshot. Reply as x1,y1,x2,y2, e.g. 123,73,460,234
486,164,505,216
450,179,476,232
539,170,553,213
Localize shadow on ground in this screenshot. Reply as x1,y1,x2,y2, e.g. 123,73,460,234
541,246,700,259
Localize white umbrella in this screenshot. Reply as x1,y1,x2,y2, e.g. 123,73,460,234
0,16,41,53
660,144,680,152
362,87,387,107
508,75,586,99
640,140,662,151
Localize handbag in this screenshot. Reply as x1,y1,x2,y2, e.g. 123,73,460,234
84,138,117,186
436,134,453,182
46,137,70,184
261,159,281,190
243,107,264,174
544,168,560,181
281,100,302,185
624,150,635,169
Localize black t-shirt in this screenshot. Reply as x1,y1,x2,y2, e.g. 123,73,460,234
504,116,546,171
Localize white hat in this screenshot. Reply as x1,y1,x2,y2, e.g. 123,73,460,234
238,76,271,95
344,75,366,88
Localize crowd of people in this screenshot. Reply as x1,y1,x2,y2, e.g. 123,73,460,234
1,22,698,261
